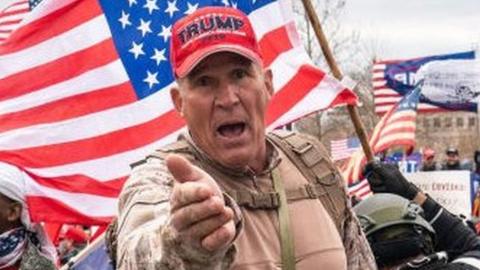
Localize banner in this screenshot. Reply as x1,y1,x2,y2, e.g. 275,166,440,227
416,59,480,107
406,171,471,218
372,51,476,114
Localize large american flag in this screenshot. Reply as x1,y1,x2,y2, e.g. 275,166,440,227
0,0,357,225
372,51,475,115
342,83,421,186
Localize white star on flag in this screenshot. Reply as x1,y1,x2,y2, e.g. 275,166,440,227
129,41,145,59
127,0,137,7
143,0,159,15
184,2,199,15
143,70,159,88
118,11,131,29
151,48,167,65
137,19,152,37
165,0,179,17
158,24,172,42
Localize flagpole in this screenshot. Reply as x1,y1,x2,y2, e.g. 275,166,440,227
300,0,374,162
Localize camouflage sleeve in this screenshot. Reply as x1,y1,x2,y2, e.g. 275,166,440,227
342,200,378,270
116,157,237,270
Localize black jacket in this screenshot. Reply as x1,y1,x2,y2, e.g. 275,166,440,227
414,196,480,269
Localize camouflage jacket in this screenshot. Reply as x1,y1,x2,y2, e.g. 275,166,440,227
19,240,56,270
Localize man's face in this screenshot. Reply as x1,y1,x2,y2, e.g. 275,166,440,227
446,152,459,165
0,193,21,233
171,52,273,172
423,156,434,166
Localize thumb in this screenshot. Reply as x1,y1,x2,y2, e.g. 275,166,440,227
166,154,201,183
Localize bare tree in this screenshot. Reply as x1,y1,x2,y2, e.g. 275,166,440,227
291,0,378,144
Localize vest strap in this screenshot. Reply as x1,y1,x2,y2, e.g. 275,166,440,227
272,167,296,270
228,190,280,209
268,131,345,234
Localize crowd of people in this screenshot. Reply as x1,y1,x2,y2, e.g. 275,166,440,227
1,5,479,270
419,146,474,172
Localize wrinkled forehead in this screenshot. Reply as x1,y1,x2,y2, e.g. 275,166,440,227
187,52,255,78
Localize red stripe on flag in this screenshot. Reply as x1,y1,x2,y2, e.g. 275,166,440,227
27,172,125,197
0,19,22,27
0,82,136,133
329,87,358,107
266,65,325,125
374,93,401,98
259,24,294,67
380,126,416,138
28,196,112,225
0,0,101,54
0,8,29,18
0,110,185,168
0,38,117,101
0,0,28,10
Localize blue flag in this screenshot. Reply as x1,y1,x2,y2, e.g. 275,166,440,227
67,236,113,270
373,51,477,113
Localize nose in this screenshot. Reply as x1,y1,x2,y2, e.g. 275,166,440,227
215,82,240,109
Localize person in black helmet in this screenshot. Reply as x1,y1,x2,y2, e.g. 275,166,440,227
442,147,462,170
359,162,480,270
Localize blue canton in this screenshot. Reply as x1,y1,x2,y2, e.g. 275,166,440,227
395,81,422,112
0,228,26,257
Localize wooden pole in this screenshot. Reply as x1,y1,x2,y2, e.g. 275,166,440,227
300,0,374,161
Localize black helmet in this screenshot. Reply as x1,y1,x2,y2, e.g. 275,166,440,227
353,194,436,267
445,147,459,156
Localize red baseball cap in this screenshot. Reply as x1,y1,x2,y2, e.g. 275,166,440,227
170,6,263,78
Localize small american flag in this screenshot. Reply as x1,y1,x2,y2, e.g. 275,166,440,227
0,0,356,225
330,137,360,161
347,178,371,201
372,51,475,115
342,82,422,186
0,0,30,43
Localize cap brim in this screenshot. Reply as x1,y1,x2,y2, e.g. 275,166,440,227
175,44,263,78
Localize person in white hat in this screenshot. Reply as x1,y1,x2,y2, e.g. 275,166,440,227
0,162,57,270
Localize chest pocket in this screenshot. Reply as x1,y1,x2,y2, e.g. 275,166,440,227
267,130,347,234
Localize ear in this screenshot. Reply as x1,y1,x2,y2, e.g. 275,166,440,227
170,86,184,117
7,202,22,222
263,69,274,97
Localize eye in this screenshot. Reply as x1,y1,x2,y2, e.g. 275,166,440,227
194,76,212,87
232,68,248,80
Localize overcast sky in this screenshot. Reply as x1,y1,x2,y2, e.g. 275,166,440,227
342,0,480,60
2,0,479,61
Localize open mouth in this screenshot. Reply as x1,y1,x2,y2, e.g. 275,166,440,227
217,122,246,138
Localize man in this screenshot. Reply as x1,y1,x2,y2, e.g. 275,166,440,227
420,147,439,172
0,162,57,270
115,6,375,270
359,162,480,269
441,147,462,170
58,225,90,265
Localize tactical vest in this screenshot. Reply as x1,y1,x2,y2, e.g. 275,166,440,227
149,130,348,234
105,130,351,267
